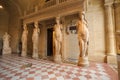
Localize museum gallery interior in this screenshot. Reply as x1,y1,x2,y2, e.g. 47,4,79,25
0,0,120,80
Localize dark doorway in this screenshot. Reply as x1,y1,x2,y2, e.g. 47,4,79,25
27,23,34,57
47,28,53,56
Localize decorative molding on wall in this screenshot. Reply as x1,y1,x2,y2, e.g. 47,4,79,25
22,0,83,24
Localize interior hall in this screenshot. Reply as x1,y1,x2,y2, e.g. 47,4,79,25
0,0,119,80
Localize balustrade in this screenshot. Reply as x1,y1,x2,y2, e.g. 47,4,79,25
25,0,72,15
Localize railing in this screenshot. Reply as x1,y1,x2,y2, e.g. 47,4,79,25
25,0,70,15
59,0,68,3
42,0,56,9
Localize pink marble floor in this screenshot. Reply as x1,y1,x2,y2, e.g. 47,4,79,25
0,54,118,80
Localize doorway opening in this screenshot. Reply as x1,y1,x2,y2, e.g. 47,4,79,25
47,28,53,56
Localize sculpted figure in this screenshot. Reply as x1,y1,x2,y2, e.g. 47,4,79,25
53,17,62,63
76,12,89,66
32,22,40,58
21,24,28,57
2,32,12,54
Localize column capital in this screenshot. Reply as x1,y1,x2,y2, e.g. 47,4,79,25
114,0,120,3
104,0,114,7
105,3,114,7
114,0,120,7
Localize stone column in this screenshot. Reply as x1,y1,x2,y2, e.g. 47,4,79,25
114,0,120,54
32,21,40,59
114,1,120,78
53,16,62,63
105,1,117,64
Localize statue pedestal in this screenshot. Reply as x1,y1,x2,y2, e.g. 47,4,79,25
54,54,62,63
2,47,11,54
21,51,27,57
78,56,89,67
32,52,39,59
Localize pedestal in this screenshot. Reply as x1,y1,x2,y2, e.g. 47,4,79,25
21,51,27,57
54,54,62,63
78,56,89,67
32,52,39,59
107,55,117,65
2,47,11,54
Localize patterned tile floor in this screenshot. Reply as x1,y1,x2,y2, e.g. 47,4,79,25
0,54,118,80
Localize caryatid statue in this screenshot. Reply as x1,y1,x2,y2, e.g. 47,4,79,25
53,16,63,63
76,12,89,67
2,32,12,54
21,24,28,57
32,22,40,59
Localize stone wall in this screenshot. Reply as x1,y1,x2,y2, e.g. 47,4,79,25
8,14,21,53
63,14,79,62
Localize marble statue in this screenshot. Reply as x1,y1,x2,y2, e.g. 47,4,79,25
53,17,62,63
32,22,40,59
21,24,28,57
76,12,89,67
2,32,12,54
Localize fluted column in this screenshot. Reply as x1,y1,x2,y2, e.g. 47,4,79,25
114,0,120,52
105,1,117,64
105,3,116,56
114,1,120,78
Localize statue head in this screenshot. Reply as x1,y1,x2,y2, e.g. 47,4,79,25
56,16,60,25
34,22,38,28
78,11,85,21
81,11,85,20
23,24,27,30
5,32,8,35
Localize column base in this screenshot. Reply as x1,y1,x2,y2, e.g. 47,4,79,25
2,48,12,55
54,54,62,63
78,56,89,67
107,55,117,65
